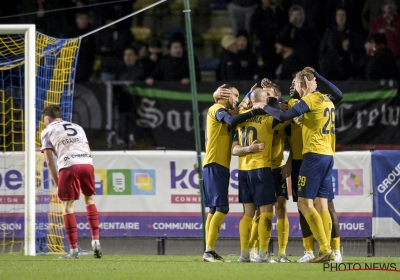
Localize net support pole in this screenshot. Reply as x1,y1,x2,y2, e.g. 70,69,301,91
24,24,36,256
183,0,206,251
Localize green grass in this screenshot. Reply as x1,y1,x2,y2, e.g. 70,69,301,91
0,255,399,280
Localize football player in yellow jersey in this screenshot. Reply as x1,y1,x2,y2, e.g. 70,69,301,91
286,79,315,262
254,68,343,263
286,76,343,263
246,80,292,263
232,88,279,263
202,84,259,262
263,80,292,263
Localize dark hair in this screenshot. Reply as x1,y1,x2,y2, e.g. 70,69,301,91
236,29,249,39
368,33,387,45
42,105,62,119
275,34,294,48
149,38,162,48
167,39,183,50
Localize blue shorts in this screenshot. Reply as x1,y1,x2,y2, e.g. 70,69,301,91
291,159,302,202
328,180,335,202
273,166,289,200
298,153,334,200
238,167,276,207
202,163,230,207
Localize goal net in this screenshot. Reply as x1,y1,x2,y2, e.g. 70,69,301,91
0,26,80,255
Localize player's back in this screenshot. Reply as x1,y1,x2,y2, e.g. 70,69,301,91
301,92,335,156
41,120,92,169
203,104,232,169
235,110,275,170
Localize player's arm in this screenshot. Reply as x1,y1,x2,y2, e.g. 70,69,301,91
258,99,310,122
212,84,231,102
217,108,255,126
305,67,343,104
43,150,58,187
281,135,292,179
238,83,257,109
232,140,265,156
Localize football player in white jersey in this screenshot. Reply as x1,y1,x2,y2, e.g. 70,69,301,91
41,105,102,259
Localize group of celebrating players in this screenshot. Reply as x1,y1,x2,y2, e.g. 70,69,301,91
202,67,343,264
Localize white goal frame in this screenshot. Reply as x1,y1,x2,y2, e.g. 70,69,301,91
0,24,36,256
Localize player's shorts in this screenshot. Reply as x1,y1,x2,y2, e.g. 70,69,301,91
238,167,276,207
291,159,302,202
328,178,335,202
298,153,333,200
203,163,230,207
272,166,289,200
58,164,95,201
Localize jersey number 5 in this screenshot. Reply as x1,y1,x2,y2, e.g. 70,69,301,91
63,124,78,136
322,108,335,134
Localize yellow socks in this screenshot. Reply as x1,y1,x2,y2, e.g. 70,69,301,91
239,215,253,250
277,217,289,256
331,237,340,251
249,216,259,249
258,212,273,251
205,213,213,239
303,235,315,252
319,210,332,245
206,211,226,250
304,209,330,253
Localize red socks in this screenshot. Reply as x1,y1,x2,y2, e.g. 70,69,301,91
86,204,100,240
64,213,78,249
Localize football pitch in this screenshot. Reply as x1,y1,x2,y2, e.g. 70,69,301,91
0,255,399,280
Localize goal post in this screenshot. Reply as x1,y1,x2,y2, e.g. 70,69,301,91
0,24,36,256
0,25,81,256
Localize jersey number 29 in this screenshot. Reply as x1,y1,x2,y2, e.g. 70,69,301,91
322,108,335,135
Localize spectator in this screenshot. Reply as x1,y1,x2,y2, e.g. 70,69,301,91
145,39,200,85
319,35,356,80
216,35,241,81
139,39,165,78
113,85,136,149
326,0,366,34
250,0,288,78
360,33,398,80
66,12,96,83
116,47,144,81
274,35,304,80
278,5,317,68
290,0,328,42
96,15,134,81
319,8,365,80
362,0,400,31
236,30,259,80
370,0,400,58
133,41,149,61
227,0,258,36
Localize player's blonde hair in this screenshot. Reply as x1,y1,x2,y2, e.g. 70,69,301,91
261,78,282,97
295,70,315,84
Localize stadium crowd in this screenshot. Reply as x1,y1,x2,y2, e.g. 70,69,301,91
1,0,399,84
